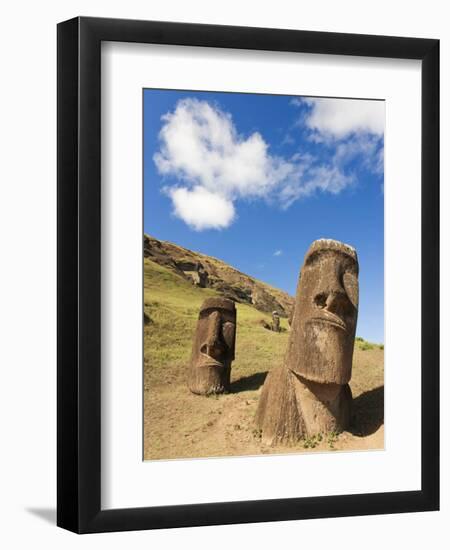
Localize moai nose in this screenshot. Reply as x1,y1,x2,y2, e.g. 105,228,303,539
313,292,328,309
313,287,348,316
325,290,349,317
202,311,225,358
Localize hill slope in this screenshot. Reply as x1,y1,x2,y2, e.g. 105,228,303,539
144,253,384,460
144,234,294,317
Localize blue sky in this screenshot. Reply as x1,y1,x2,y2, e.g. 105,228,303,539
144,89,384,343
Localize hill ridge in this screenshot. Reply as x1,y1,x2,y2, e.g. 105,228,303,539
144,233,294,317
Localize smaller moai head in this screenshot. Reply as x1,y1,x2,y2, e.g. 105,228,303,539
197,265,209,288
188,297,237,395
286,239,359,385
272,311,280,332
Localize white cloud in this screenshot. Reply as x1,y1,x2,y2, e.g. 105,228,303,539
154,98,383,230
278,164,354,208
300,97,385,139
273,250,283,257
289,97,384,198
154,98,304,229
167,186,235,231
154,98,296,200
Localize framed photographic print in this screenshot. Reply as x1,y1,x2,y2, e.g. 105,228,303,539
57,17,439,533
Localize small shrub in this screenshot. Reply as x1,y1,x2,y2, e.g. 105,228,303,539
302,434,321,449
326,431,340,449
359,341,375,351
252,428,262,439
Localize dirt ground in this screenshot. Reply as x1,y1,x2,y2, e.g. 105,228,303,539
144,346,384,460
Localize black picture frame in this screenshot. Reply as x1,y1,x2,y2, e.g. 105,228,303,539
57,16,439,534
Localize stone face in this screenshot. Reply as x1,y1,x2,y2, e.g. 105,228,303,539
197,265,208,288
286,239,359,385
272,311,281,332
256,239,359,444
187,297,237,395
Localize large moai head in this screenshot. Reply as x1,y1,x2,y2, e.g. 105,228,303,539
286,239,359,385
187,297,237,395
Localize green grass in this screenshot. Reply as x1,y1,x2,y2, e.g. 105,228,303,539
144,258,383,389
144,258,289,392
144,258,384,459
355,336,384,351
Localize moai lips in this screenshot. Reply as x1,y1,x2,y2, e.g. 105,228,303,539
256,239,359,445
188,297,237,395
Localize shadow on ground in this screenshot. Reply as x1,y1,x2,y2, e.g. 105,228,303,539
230,371,268,393
26,507,56,525
349,385,384,437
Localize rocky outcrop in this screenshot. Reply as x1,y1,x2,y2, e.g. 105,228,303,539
144,234,294,318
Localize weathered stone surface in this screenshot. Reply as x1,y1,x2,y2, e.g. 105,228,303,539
186,264,209,288
255,367,305,444
288,307,294,327
292,375,352,435
256,239,359,444
252,287,285,316
272,311,280,332
144,233,294,316
286,239,358,385
187,297,237,395
197,265,208,288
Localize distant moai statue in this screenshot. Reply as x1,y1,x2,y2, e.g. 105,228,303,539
197,265,208,288
187,297,237,395
272,311,280,332
255,239,359,444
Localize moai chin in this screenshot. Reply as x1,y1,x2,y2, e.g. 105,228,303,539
255,239,359,444
272,311,280,332
188,297,237,395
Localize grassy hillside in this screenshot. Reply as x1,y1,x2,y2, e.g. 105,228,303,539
144,258,290,390
144,234,294,317
144,257,384,460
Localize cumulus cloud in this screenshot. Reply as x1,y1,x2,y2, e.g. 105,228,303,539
289,97,385,196
167,186,235,231
278,164,354,208
154,98,303,229
154,97,384,230
154,98,296,200
302,97,385,139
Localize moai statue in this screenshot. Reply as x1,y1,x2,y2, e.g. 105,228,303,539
188,297,237,395
255,239,359,444
197,265,209,288
272,311,280,332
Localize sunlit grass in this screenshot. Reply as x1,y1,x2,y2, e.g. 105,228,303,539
144,258,289,390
